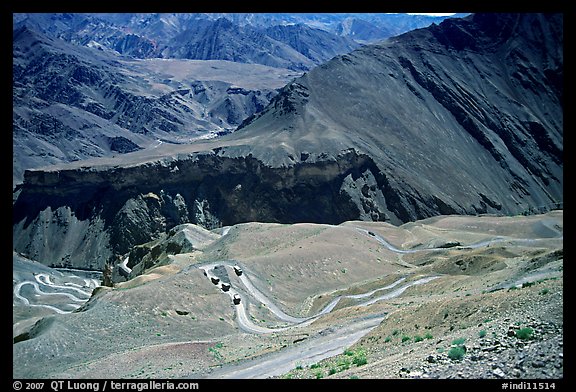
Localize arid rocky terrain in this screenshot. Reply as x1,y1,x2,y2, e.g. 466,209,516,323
13,211,563,379
13,12,563,382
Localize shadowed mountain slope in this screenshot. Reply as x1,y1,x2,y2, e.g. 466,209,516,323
13,13,562,271
222,13,562,221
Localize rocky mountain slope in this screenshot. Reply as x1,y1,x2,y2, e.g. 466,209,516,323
14,13,359,71
226,12,562,222
12,25,300,186
14,13,465,67
12,13,562,272
12,212,563,379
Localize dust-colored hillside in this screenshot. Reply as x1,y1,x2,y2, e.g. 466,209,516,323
13,211,562,379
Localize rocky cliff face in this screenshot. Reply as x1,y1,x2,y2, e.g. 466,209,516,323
13,13,563,272
13,149,392,269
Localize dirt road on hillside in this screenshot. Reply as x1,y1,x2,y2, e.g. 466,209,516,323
194,313,387,379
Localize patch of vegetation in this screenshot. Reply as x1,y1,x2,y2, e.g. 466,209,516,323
343,348,367,367
479,330,487,338
352,349,368,366
515,327,534,340
337,358,351,370
414,335,424,342
315,371,324,379
540,288,549,295
448,345,466,361
424,333,433,340
392,329,400,336
310,363,321,369
384,336,392,343
401,335,411,343
452,337,466,345
353,355,368,367
208,342,224,361
329,368,338,375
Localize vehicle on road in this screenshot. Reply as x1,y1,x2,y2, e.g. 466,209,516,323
221,283,231,292
233,266,243,276
211,277,220,285
233,294,241,305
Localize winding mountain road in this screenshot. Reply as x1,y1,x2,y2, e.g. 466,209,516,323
199,260,438,335
355,225,563,254
13,272,98,314
200,223,564,335
205,313,387,379
192,224,562,378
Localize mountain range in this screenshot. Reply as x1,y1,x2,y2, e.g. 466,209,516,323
12,24,302,186
14,13,467,65
13,13,562,272
13,13,466,187
11,11,565,382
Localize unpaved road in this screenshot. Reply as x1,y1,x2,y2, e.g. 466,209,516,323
202,314,387,379
199,261,438,334
191,224,561,378
14,272,98,314
355,227,563,253
196,260,440,378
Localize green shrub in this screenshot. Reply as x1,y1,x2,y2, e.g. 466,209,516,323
337,358,351,370
424,333,433,340
401,335,411,343
452,337,466,345
208,343,224,361
329,368,337,375
353,355,368,366
479,330,487,338
448,346,466,360
315,371,324,379
384,336,392,343
349,348,367,367
414,335,423,342
310,363,321,369
515,327,534,340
